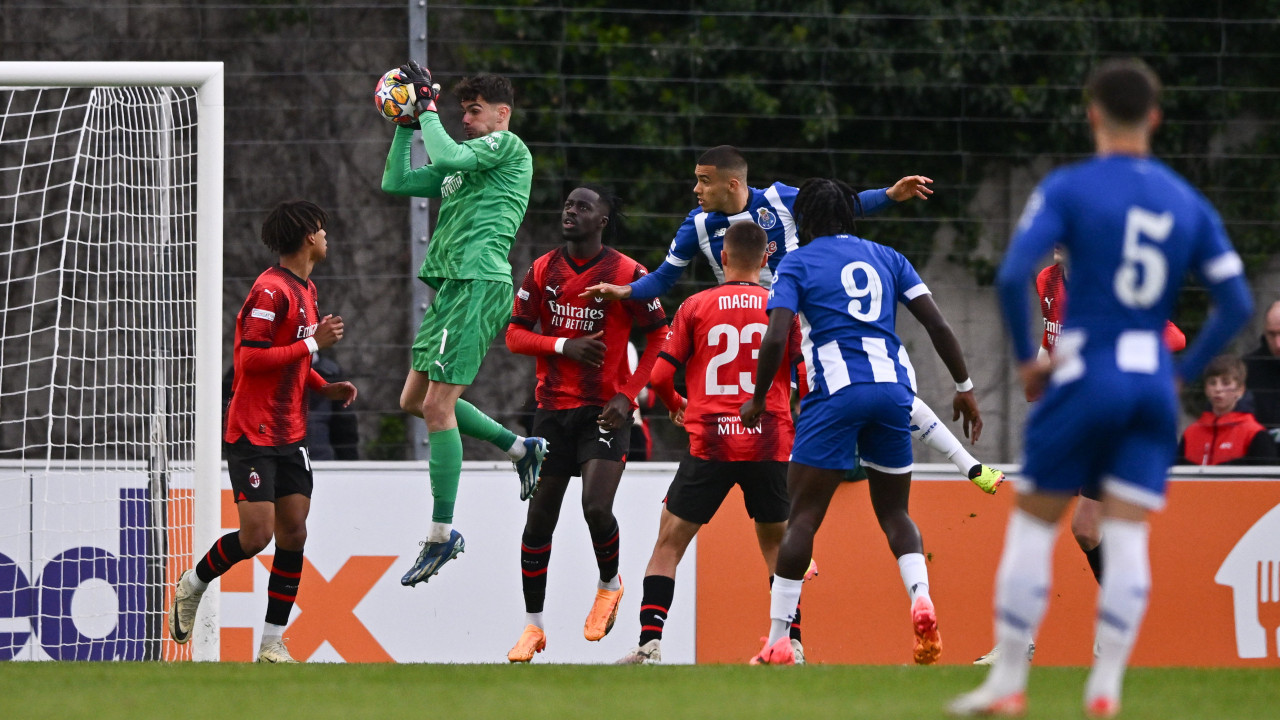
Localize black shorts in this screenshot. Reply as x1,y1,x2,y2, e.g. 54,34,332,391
533,406,627,478
225,436,313,503
665,453,789,525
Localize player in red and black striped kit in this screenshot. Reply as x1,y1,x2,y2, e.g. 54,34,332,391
615,222,814,665
504,185,668,661
167,201,357,663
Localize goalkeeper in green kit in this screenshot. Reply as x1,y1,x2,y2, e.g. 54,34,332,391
382,61,547,587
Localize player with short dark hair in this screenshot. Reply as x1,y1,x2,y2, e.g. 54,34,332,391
383,63,548,588
581,147,1004,494
950,58,1252,717
504,185,668,662
615,222,814,665
741,177,984,666
167,200,358,663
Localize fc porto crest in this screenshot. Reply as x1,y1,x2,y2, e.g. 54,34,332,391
755,206,778,230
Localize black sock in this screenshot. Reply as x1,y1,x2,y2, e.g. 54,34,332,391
769,575,803,642
638,574,676,644
195,531,250,583
520,533,552,614
1084,543,1104,584
265,548,304,626
590,519,620,584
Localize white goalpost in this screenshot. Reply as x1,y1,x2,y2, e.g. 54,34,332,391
0,62,222,661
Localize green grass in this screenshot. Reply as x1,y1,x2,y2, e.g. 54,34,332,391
0,663,1275,720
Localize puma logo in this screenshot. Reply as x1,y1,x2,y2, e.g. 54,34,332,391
597,436,613,448
545,285,561,297
263,288,276,299
1045,297,1053,309
434,360,449,370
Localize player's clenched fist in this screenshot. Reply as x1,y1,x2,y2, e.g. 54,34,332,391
314,314,345,348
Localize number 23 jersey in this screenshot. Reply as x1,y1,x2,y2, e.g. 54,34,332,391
661,282,800,462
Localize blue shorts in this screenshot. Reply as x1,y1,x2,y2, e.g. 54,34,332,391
1022,366,1177,510
792,382,914,472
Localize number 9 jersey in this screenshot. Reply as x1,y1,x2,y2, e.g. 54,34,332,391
768,234,929,404
660,281,800,462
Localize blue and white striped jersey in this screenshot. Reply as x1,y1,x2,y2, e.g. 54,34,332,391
628,183,892,299
768,233,929,401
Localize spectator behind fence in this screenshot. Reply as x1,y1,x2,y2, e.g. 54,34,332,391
1242,300,1280,439
308,353,360,460
1178,354,1277,465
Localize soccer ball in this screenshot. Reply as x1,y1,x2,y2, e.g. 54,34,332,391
374,69,417,126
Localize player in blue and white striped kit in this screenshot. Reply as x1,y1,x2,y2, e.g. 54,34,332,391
740,177,985,666
950,59,1253,718
582,146,1005,494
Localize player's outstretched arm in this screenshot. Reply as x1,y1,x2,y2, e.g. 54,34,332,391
741,308,793,428
905,295,983,442
886,175,934,202
579,282,631,302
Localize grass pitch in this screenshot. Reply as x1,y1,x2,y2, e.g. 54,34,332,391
0,663,1274,720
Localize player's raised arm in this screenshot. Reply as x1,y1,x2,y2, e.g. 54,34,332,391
886,175,935,202
741,307,793,429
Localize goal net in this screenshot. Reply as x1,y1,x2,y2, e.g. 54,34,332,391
0,63,223,662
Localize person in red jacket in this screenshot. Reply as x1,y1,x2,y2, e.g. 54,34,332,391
1179,354,1278,465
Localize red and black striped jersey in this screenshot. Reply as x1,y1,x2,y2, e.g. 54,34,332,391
511,246,667,409
1037,262,1184,354
661,282,800,462
225,266,321,446
1036,263,1066,352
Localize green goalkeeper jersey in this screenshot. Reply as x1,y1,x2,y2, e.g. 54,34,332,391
382,114,533,286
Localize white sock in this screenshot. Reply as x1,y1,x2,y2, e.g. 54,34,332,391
428,522,452,543
262,622,286,641
507,435,527,460
185,571,208,593
1086,517,1150,705
767,576,803,645
599,573,621,592
897,552,930,603
910,397,978,477
986,509,1057,695
525,612,544,629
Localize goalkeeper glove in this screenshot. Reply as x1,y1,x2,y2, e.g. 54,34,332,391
397,60,441,115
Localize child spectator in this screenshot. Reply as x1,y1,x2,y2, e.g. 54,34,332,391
1178,354,1277,465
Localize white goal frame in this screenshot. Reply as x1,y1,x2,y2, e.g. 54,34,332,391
0,62,223,661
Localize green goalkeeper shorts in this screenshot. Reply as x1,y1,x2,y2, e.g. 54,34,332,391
412,278,513,385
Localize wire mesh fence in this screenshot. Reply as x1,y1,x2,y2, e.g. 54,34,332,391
1,2,1277,463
